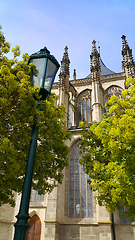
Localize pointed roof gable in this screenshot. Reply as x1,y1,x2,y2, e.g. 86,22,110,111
86,57,115,78
100,57,115,76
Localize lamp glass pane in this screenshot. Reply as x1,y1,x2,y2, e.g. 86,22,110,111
32,58,46,87
44,59,57,91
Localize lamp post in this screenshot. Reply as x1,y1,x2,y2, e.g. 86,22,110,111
13,47,60,240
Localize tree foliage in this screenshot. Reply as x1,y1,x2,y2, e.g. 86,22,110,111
0,26,70,207
80,78,135,220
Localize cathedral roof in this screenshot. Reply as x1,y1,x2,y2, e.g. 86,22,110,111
86,57,115,78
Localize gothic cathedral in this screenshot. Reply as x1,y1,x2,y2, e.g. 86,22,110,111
1,36,135,240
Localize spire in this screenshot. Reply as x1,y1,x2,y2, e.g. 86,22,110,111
90,40,100,80
90,40,103,122
59,46,70,93
60,46,70,77
73,69,76,80
98,41,100,55
121,35,135,78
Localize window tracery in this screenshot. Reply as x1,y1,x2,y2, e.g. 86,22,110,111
105,86,123,103
69,142,93,218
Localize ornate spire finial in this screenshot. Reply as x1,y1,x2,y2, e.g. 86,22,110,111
90,40,100,68
92,40,96,45
73,69,76,80
64,46,68,52
90,39,101,81
121,35,128,51
98,41,100,55
59,46,70,92
92,40,96,52
121,35,135,78
121,35,126,40
60,46,70,77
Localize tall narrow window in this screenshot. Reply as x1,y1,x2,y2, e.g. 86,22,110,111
78,90,92,126
69,142,93,218
68,105,72,128
30,189,45,202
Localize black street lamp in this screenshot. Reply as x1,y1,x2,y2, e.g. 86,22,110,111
29,46,60,99
13,47,60,240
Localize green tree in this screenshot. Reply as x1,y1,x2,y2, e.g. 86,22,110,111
80,77,135,220
0,26,70,207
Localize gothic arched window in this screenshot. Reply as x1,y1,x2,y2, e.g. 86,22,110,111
78,90,92,126
105,86,123,104
69,142,93,218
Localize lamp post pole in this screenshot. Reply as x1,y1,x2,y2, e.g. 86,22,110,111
13,47,60,240
13,124,39,240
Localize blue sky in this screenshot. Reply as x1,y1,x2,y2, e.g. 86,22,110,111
1,0,135,81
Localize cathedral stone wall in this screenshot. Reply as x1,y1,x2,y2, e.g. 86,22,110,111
0,195,18,240
44,222,135,240
54,224,112,240
0,222,13,240
115,224,135,240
